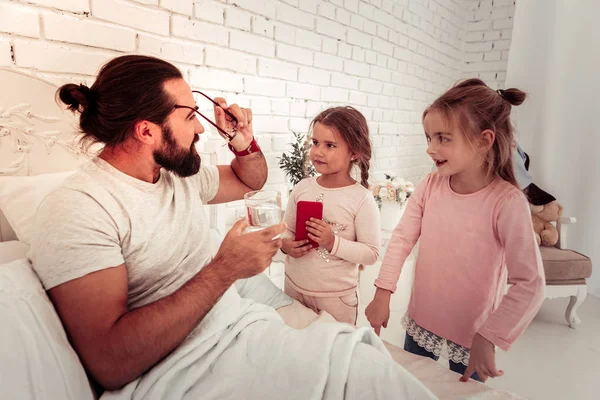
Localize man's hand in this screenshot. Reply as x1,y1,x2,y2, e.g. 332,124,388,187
460,333,504,382
365,288,392,336
45,218,285,391
281,238,312,258
214,219,285,279
305,218,335,252
208,97,267,199
213,97,253,151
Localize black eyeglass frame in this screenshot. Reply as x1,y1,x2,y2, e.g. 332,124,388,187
173,90,238,142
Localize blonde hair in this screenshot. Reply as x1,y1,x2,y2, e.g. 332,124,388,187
423,78,526,187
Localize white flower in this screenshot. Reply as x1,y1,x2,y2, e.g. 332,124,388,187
398,191,407,203
379,187,389,199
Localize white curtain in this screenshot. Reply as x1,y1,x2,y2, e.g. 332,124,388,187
505,0,600,297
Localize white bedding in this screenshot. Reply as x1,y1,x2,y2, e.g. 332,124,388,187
0,258,95,400
385,347,524,400
278,302,525,400
0,245,523,400
100,300,436,400
0,237,523,400
0,240,30,264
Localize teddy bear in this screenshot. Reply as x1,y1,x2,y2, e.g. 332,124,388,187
511,141,565,247
530,201,563,246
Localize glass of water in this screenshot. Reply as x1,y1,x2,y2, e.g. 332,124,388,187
244,190,283,233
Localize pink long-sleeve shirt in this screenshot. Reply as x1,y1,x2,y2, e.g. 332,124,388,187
375,173,545,351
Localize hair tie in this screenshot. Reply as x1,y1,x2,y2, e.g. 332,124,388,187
78,84,98,108
496,89,506,99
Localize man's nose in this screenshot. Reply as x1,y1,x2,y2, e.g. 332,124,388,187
196,119,205,134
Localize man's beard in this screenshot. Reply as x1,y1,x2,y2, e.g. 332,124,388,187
153,123,201,178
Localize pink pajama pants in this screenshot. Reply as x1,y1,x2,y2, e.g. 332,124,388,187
284,278,359,325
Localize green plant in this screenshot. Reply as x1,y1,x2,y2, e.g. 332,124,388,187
278,131,316,187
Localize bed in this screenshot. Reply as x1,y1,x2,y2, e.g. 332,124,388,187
0,68,524,400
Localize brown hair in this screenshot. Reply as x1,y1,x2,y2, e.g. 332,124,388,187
57,55,183,150
311,106,372,188
423,78,526,187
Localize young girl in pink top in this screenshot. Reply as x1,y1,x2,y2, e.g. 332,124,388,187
281,106,381,325
366,79,545,382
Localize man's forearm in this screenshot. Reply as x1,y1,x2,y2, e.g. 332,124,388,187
97,256,237,389
231,151,268,190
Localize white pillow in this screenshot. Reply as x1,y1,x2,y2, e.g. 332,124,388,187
0,172,74,245
0,258,94,400
0,240,30,264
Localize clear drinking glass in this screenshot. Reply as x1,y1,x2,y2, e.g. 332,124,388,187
244,190,283,233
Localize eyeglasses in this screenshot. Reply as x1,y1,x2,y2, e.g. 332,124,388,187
173,90,238,142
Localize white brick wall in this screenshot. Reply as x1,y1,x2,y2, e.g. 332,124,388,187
0,39,12,66
0,2,40,38
463,0,515,89
93,0,170,36
45,12,137,52
160,0,193,16
0,0,493,228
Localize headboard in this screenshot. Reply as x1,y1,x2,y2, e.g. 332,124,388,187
0,69,224,242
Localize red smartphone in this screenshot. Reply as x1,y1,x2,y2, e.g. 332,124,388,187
295,201,323,248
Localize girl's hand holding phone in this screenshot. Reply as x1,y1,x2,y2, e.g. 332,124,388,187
305,218,335,252
282,238,312,258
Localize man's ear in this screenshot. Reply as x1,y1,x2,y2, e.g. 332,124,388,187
479,129,495,152
133,120,160,145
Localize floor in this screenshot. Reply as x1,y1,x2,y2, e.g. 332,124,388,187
357,262,600,400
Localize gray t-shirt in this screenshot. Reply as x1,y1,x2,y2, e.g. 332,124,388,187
30,157,292,340
30,157,222,309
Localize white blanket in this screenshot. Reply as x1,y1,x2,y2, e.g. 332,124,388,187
101,301,436,400
278,301,524,400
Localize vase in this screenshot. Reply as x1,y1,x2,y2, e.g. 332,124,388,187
380,201,405,232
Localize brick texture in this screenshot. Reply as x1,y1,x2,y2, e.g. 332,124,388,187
0,0,518,228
